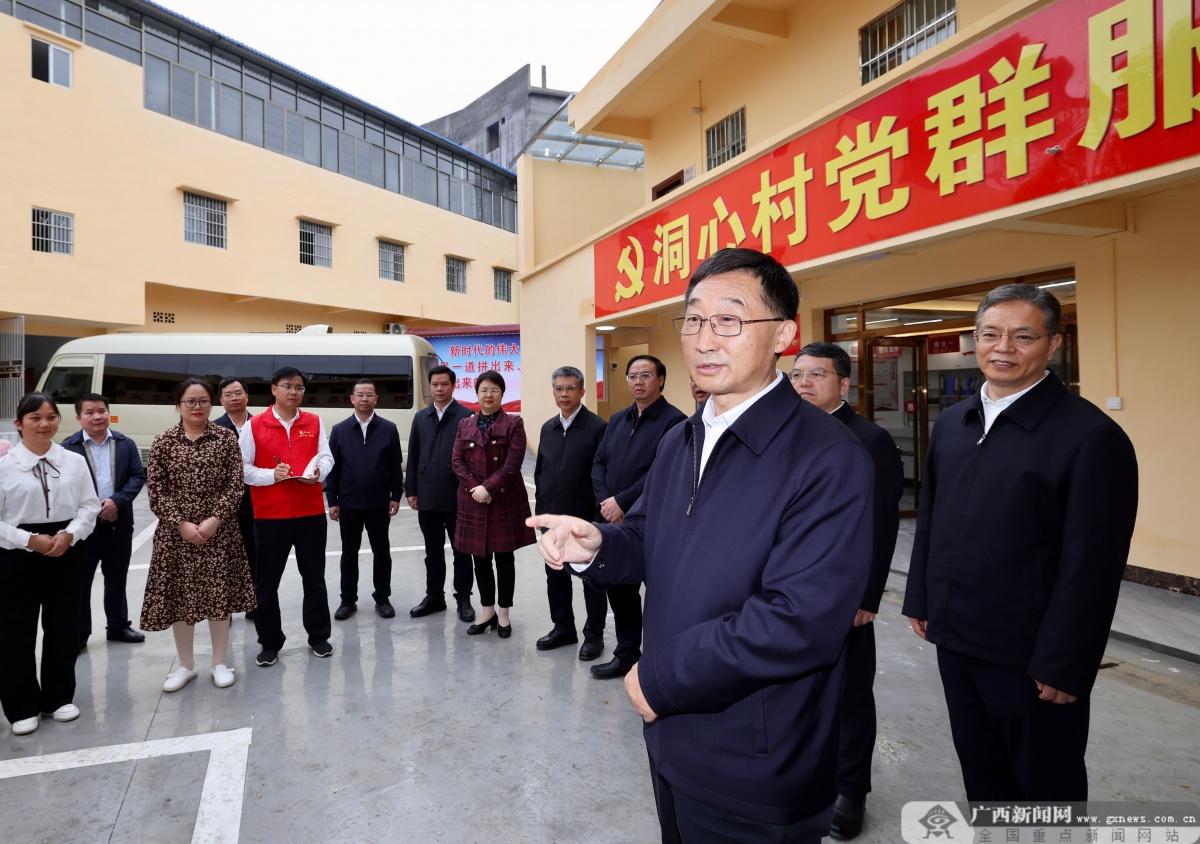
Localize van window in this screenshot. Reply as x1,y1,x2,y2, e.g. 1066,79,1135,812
42,364,93,407
103,354,189,406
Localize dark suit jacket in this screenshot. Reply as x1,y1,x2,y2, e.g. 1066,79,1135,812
583,378,874,825
324,413,404,510
62,428,145,530
902,373,1138,698
833,402,903,613
534,406,607,520
404,400,472,512
592,395,686,513
214,412,253,519
450,412,535,556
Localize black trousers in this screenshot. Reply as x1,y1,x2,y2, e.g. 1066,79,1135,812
936,647,1091,801
651,761,830,844
417,509,474,601
79,519,134,638
0,522,80,724
473,552,515,608
836,621,877,800
546,564,607,636
252,515,331,650
236,505,257,585
338,507,392,604
608,583,643,663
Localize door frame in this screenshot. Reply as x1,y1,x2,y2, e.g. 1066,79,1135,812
862,336,927,516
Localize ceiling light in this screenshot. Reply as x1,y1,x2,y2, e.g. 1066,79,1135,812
595,325,617,332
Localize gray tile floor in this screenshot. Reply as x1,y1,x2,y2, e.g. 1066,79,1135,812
1,486,1197,843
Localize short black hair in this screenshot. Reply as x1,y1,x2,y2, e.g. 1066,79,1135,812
797,342,852,379
428,364,456,384
272,366,306,386
476,370,505,393
217,377,245,394
173,377,215,406
353,378,376,390
74,392,109,414
16,392,59,427
686,247,799,321
626,354,666,380
976,283,1062,335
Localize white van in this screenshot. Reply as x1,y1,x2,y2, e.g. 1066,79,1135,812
36,329,439,450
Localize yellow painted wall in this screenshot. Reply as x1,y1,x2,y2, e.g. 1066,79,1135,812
0,16,518,335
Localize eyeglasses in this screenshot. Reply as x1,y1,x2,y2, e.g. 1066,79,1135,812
625,372,656,382
974,330,1047,348
221,390,245,399
673,314,785,336
477,388,503,396
180,399,212,409
275,384,306,393
790,368,837,382
352,393,377,400
553,385,581,394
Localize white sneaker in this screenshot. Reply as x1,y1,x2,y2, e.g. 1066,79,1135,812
12,716,39,735
211,664,235,688
51,704,80,723
163,667,198,692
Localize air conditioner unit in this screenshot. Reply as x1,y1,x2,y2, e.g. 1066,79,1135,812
384,322,406,334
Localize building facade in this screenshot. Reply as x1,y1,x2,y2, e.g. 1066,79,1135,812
518,0,1200,588
2,0,520,386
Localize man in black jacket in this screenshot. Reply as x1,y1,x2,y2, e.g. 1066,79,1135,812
214,377,256,619
590,355,686,679
792,342,903,840
63,393,146,649
405,365,475,621
534,366,608,661
325,379,404,619
903,283,1138,801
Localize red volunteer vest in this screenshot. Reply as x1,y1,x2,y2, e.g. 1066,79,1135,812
248,410,326,519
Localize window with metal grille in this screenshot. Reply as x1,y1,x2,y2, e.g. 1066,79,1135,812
152,310,176,324
299,220,332,267
183,192,227,248
446,257,467,294
284,324,301,333
31,208,73,255
860,0,957,85
493,268,512,303
378,240,405,282
705,108,746,171
31,38,71,88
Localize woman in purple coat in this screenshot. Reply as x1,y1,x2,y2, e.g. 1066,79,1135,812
451,371,535,639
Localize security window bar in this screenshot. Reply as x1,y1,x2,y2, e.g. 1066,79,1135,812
446,257,467,294
32,208,73,255
860,0,957,85
183,192,227,248
299,221,332,268
706,108,746,171
378,240,405,282
31,38,71,88
494,268,512,303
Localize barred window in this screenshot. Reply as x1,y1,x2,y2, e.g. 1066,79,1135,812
494,268,512,303
378,240,405,282
183,192,227,248
446,257,467,294
705,108,746,171
32,207,73,255
860,0,957,85
299,220,332,267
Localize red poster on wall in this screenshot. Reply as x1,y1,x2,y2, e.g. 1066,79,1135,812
928,334,962,355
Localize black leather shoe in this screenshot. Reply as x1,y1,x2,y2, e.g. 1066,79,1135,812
497,623,512,639
456,599,476,623
466,615,498,636
375,601,396,619
590,657,632,679
106,627,145,644
536,628,578,651
828,795,866,840
334,602,357,621
409,596,447,618
578,636,604,662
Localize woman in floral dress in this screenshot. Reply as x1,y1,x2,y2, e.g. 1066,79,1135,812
141,378,256,692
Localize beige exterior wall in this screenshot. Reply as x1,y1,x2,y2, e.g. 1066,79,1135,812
1,15,518,337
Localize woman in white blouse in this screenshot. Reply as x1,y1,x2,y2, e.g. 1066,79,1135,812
0,392,100,736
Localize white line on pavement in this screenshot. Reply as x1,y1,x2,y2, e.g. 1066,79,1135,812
131,519,158,553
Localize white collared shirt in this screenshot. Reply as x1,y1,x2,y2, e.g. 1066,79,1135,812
0,441,100,551
355,412,375,441
559,405,582,432
434,401,451,422
238,406,335,486
81,427,115,500
698,371,784,482
980,371,1050,434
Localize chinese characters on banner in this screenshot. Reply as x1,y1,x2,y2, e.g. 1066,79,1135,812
594,0,1200,317
419,333,522,412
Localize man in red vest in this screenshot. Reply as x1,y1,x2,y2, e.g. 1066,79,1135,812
239,366,335,667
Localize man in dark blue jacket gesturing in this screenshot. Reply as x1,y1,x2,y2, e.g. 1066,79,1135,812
325,378,404,620
530,248,873,843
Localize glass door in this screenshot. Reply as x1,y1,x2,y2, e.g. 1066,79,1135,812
864,337,926,514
